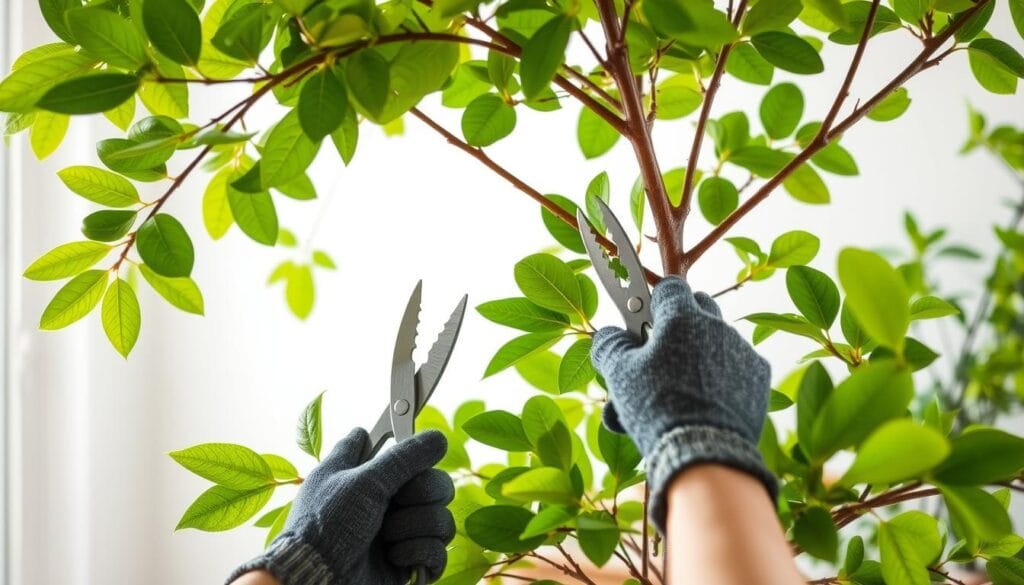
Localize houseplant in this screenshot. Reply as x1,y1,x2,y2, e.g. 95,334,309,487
3,0,1024,582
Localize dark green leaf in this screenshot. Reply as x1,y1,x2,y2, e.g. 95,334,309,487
211,3,275,63
697,177,738,225
837,248,909,352
742,0,802,35
137,214,195,277
345,50,390,118
67,7,149,69
298,67,348,141
260,111,321,189
934,428,1024,485
81,210,136,242
786,266,839,329
941,484,1012,542
296,391,324,460
143,0,203,66
750,32,824,74
463,411,533,451
464,506,546,553
520,15,572,100
514,253,583,314
228,189,278,246
793,507,838,562
760,83,803,139
36,73,139,114
642,0,738,48
725,43,775,85
577,511,619,567
797,362,833,458
461,93,517,147
558,338,595,393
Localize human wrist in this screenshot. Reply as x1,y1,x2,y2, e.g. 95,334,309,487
645,425,778,533
226,534,335,585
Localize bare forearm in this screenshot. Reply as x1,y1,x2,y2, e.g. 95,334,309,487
229,570,281,585
666,465,803,585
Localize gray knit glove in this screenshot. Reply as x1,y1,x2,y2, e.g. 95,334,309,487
591,277,777,532
228,429,455,585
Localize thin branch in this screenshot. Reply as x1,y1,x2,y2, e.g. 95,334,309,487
685,0,993,265
578,28,609,67
929,567,968,585
409,107,660,284
676,0,749,234
712,273,754,298
817,0,881,138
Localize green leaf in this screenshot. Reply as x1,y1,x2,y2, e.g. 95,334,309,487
584,171,611,233
768,230,820,267
793,507,838,562
698,177,738,225
143,0,203,66
312,251,336,270
642,0,738,48
797,362,833,457
502,466,576,504
210,3,275,64
273,0,314,15
742,0,802,35
809,361,914,459
841,420,950,485
520,15,572,100
67,7,148,69
0,50,97,113
909,295,959,320
461,93,517,147
464,506,546,553
558,338,595,393
345,50,390,118
519,505,576,539
285,265,315,320
298,67,348,141
24,241,111,281
535,420,573,470
893,0,927,25
254,502,289,528
262,453,298,480
1011,0,1024,39
811,142,859,176
969,39,1024,78
941,484,1012,542
203,167,234,240
838,248,910,352
514,253,583,314
176,484,274,532
58,166,140,208
743,312,826,342
477,298,569,332
521,395,567,446
867,87,912,121
598,423,642,480
296,392,324,460
462,411,533,451
879,512,942,585
577,511,620,567
541,195,586,253
725,43,775,85
39,270,109,330
783,164,830,203
969,47,1018,94
750,32,824,74
137,214,194,278
169,443,275,489
39,0,80,43
81,210,136,242
261,111,321,189
934,428,1024,485
36,73,139,115
760,83,803,139
263,501,291,547
30,110,68,160
988,556,1024,585
829,2,900,44
844,536,865,576
436,537,491,585
101,277,141,357
485,331,562,377
228,189,278,246
139,264,204,315
374,41,457,123
786,266,839,329
577,103,621,158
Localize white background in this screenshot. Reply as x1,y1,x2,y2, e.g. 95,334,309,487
3,1,1024,583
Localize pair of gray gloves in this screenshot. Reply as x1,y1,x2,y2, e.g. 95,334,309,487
232,277,775,584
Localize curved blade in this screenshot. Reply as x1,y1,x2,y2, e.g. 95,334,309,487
414,294,469,413
577,209,625,305
390,281,422,442
363,406,394,461
598,199,652,338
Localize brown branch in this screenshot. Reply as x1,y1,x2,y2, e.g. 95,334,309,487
593,0,678,274
676,0,749,235
818,0,881,138
409,107,661,285
929,567,968,585
684,0,993,265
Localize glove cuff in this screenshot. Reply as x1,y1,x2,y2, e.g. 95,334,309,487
225,534,335,585
646,425,778,534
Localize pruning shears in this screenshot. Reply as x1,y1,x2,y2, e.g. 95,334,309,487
577,199,653,341
360,280,468,585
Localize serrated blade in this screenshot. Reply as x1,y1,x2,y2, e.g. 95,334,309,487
414,294,468,413
390,281,422,442
577,208,625,301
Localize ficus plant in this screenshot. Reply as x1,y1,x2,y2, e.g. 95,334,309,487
4,0,1024,582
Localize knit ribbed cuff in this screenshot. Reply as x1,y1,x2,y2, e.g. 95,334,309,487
226,535,334,585
646,425,779,534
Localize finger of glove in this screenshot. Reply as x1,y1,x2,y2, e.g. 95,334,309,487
602,403,626,433
365,430,448,496
386,538,449,582
316,428,370,475
382,504,455,543
651,277,701,328
395,468,455,507
693,291,723,319
591,326,641,373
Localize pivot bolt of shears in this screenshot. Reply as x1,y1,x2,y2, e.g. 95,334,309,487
627,297,644,313
393,399,411,416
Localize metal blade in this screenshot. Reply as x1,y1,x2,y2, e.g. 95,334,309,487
414,294,469,413
596,200,652,338
577,209,626,304
363,406,394,461
390,281,422,442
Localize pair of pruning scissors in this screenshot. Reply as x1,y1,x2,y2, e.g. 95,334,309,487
360,280,468,585
577,199,653,340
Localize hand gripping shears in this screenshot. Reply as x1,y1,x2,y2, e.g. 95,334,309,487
576,199,653,340
360,280,468,585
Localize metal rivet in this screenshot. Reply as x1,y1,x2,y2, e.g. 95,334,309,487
627,297,643,313
393,399,411,415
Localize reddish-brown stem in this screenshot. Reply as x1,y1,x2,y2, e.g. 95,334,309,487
593,0,678,274
409,107,661,285
817,0,881,138
685,0,991,265
676,0,748,238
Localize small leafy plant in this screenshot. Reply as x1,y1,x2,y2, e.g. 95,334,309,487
4,0,1024,582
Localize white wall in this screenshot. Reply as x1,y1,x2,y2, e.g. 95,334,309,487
3,1,1024,583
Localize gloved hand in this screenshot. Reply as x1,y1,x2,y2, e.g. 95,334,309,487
228,428,455,585
591,277,777,532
